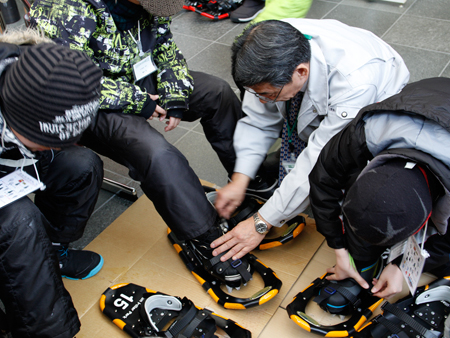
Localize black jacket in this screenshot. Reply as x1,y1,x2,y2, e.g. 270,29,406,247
309,77,450,250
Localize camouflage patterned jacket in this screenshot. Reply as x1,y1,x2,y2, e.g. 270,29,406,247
30,0,194,119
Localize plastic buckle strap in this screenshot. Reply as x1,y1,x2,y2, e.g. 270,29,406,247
166,303,197,338
231,259,242,268
334,284,359,305
324,286,336,295
233,260,252,283
207,254,223,269
178,310,210,338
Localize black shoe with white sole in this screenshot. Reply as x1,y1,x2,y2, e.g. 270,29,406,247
230,0,265,23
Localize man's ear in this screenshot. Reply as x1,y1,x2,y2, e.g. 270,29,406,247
294,63,309,80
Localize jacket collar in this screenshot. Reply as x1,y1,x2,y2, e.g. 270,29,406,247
301,39,328,116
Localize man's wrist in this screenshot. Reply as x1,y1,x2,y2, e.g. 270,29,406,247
257,212,272,229
253,212,272,235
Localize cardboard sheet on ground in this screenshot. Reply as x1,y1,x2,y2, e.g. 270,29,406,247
62,181,325,337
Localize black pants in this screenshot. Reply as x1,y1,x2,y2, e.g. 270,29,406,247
80,71,242,240
0,146,103,337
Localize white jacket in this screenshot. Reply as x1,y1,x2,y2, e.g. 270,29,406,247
233,18,410,227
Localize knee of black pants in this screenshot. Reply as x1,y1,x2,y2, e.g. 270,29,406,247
35,147,103,243
47,146,102,183
140,142,187,182
39,146,103,197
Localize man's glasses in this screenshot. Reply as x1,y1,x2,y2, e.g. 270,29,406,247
244,84,284,103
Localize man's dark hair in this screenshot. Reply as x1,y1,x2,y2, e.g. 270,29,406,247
231,20,311,88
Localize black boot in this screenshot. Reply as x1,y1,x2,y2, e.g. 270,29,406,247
189,222,253,289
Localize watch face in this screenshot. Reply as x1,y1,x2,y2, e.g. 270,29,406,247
256,222,267,234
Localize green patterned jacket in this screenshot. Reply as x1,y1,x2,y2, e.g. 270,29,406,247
30,0,194,118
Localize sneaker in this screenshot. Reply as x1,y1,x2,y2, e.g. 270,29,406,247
53,243,104,280
230,0,265,23
189,223,252,289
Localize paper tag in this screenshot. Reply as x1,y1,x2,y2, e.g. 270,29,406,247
400,235,428,295
0,170,44,209
388,239,407,263
282,159,296,174
132,53,157,82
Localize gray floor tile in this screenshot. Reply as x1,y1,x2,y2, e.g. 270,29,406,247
174,130,228,187
173,32,214,60
407,0,450,20
171,10,237,41
94,187,118,211
323,4,401,36
383,15,450,54
306,0,340,19
148,118,193,143
442,63,450,78
216,23,247,46
187,42,235,87
341,0,413,13
390,44,450,83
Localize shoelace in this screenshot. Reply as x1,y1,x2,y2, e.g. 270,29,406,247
58,247,69,258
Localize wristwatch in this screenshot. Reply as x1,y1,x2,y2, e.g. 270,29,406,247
253,213,269,235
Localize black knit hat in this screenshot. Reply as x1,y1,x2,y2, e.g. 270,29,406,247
1,43,102,148
342,159,432,247
140,0,183,17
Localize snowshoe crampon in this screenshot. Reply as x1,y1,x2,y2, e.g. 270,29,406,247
286,273,383,336
100,282,252,337
354,276,450,338
183,0,243,21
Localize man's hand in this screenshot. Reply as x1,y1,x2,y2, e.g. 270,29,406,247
215,173,251,219
371,263,403,299
326,248,369,289
211,215,269,261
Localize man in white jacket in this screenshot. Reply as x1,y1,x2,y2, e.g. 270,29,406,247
211,19,410,261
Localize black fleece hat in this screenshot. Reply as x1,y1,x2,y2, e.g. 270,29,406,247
342,159,432,246
1,43,102,148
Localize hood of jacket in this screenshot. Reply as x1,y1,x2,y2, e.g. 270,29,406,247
358,77,450,133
